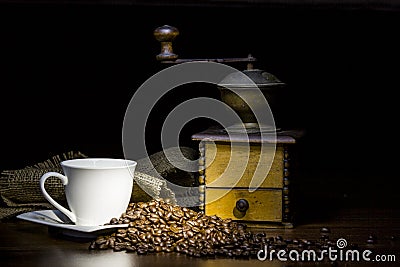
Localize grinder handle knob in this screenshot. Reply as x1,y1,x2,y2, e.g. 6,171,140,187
154,25,179,61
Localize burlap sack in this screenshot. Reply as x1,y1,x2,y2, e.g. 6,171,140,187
0,148,198,221
0,151,87,209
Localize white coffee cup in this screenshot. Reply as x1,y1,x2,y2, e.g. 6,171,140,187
40,158,137,226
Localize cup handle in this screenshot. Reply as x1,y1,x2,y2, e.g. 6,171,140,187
40,172,77,224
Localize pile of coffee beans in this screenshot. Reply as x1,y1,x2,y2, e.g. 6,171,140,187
88,199,362,260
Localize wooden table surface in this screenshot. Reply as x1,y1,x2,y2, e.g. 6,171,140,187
1,207,399,267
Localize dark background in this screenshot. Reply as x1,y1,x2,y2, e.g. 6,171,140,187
1,1,399,221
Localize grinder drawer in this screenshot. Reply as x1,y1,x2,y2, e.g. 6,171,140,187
204,143,284,188
205,188,282,222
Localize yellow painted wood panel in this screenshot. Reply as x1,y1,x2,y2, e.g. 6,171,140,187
205,188,282,222
205,142,283,188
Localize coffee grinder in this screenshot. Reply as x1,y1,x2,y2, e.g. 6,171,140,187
154,25,304,228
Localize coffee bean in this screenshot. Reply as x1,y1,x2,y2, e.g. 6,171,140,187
147,245,155,253
95,236,108,245
113,245,123,252
207,250,216,258
367,234,377,244
125,246,136,253
320,227,331,234
137,249,147,255
108,237,115,248
110,218,118,225
257,232,266,238
88,241,97,250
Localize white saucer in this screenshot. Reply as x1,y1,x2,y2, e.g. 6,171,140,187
17,210,129,234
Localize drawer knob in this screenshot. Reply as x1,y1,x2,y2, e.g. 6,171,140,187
236,199,249,212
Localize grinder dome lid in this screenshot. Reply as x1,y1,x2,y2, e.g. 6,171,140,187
218,68,285,88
